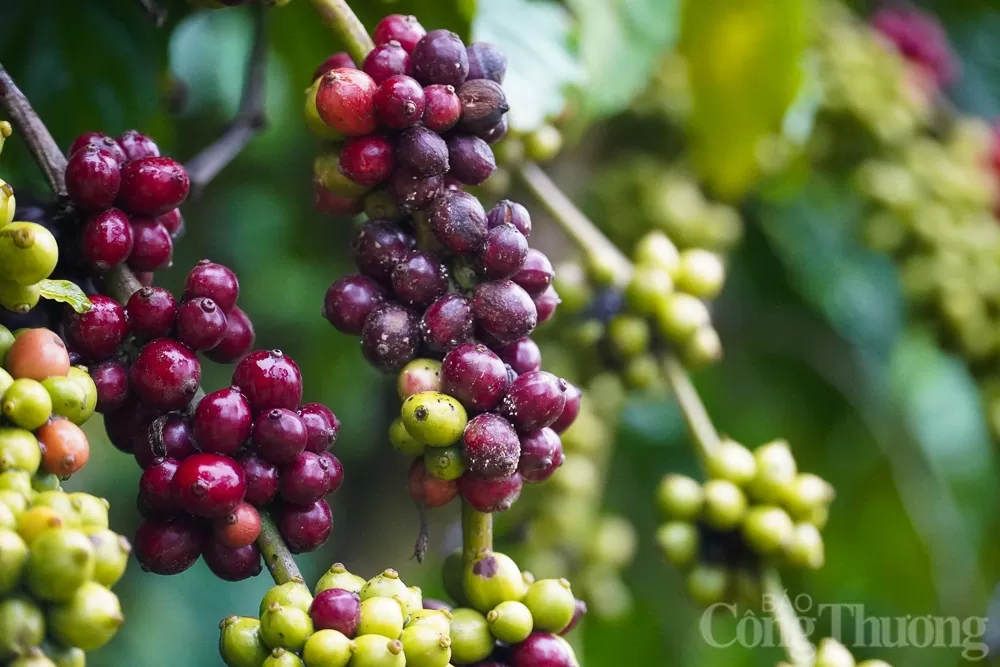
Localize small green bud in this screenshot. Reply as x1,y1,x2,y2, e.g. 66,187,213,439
588,515,637,568
750,440,798,504
656,474,704,520
784,523,825,570
219,616,270,667
655,521,699,568
782,472,835,521
523,124,562,163
741,506,794,556
655,293,710,342
686,564,729,606
707,439,757,486
702,479,747,530
633,231,681,275
401,392,468,447
676,249,725,299
625,264,673,316
606,315,651,359
682,326,723,368
448,607,493,665
486,600,533,643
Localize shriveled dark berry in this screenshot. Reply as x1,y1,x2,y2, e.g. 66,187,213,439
481,224,528,279
127,218,173,271
80,208,133,271
411,29,469,87
315,69,378,137
135,413,198,468
174,452,246,518
139,457,180,512
118,130,160,161
323,274,386,335
310,588,361,637
321,452,344,494
339,135,395,187
353,220,412,284
361,304,421,372
466,42,508,84
463,413,519,479
89,359,130,413
550,382,580,434
277,499,332,553
374,14,426,53
279,451,331,505
421,293,475,354
298,403,340,453
391,250,448,307
457,79,509,134
428,189,488,254
68,132,127,164
126,286,178,339
65,147,120,210
184,260,240,314
446,134,496,185
459,472,522,512
500,371,566,432
533,286,560,324
176,297,228,351
313,52,357,80
441,343,509,412
206,306,256,364
253,408,308,464
194,387,252,455
481,116,509,144
118,156,189,216
130,338,201,411
363,41,411,84
203,541,262,582
374,75,426,129
472,280,537,344
407,458,458,508
513,248,554,296
133,515,204,575
518,428,563,482
494,337,541,375
397,126,449,178
239,452,279,506
387,170,443,213
232,349,303,413
64,294,128,361
487,200,531,237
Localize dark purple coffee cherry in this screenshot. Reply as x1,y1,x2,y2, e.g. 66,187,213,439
128,218,173,271
374,14,426,53
391,251,449,307
466,42,508,83
203,541,262,581
134,413,198,469
133,516,204,575
387,170,445,213
411,29,469,87
279,451,331,505
481,224,528,279
422,84,462,133
459,472,522,512
311,588,361,637
518,428,563,483
253,408,308,464
550,382,580,434
65,147,120,210
126,286,178,339
500,371,567,433
353,220,412,284
89,359,130,414
239,452,279,505
446,134,496,185
494,337,541,375
361,304,421,372
421,293,475,354
440,343,509,412
457,79,509,134
323,274,386,336
139,457,180,512
362,41,411,85
193,387,253,455
487,200,531,237
397,126,449,177
508,632,576,667
428,190,487,254
481,116,509,144
513,249,554,296
277,499,332,553
374,75,426,129
533,286,560,324
175,297,228,351
463,413,519,479
472,280,537,344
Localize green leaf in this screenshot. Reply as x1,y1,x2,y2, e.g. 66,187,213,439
474,0,583,132
38,280,92,313
566,0,680,119
681,0,809,198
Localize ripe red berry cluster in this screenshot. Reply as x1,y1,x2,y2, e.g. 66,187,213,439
63,130,188,281
870,5,958,89
307,14,509,215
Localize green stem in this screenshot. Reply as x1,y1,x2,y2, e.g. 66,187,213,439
661,354,721,464
306,0,374,66
461,502,493,565
762,569,813,667
258,512,304,584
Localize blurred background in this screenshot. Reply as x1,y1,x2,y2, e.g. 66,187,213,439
2,0,1000,665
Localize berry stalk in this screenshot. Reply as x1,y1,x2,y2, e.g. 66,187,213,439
306,0,375,66
258,511,304,584
763,569,812,667
661,354,719,464
461,501,493,565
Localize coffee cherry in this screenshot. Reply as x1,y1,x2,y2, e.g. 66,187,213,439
401,391,467,447
656,474,704,520
174,453,246,518
277,498,332,553
340,135,396,187
118,156,189,216
785,522,825,569
312,181,363,216
422,84,462,133
487,600,532,644
387,170,444,213
280,451,331,505
23,527,95,601
656,293,710,341
461,413,519,480
481,224,528,280
253,408,308,464
303,629,356,667
80,208,133,271
102,398,154,453
363,41,411,85
323,275,385,336
0,425,42,473
532,286,560,325
457,79,508,134
397,126,450,178
473,280,537,344
374,75,426,129
220,616,271,667
448,607,492,664
392,251,449,307
513,249,554,297
261,581,314,615
87,357,127,415
397,359,442,399
407,458,459,508
352,635,405,667
83,528,127,589
421,293,475,354
2,378,52,430
314,52,358,79
655,521,699,567
176,297,228,351
234,454,277,507
133,515,204,575
64,295,128,362
412,30,469,87
399,622,452,667
118,129,160,160
126,286,178,339
676,249,726,299
157,208,183,236
459,472,522,512
742,505,795,556
0,529,26,594
309,588,361,637
374,14,426,53
702,479,747,530
323,453,345,494
446,134,496,185
315,563,366,595
440,344,508,412
463,549,528,613
391,417,424,455
134,414,197,468
706,438,757,486
131,338,201,410
194,387,253,455
500,371,566,433
4,328,66,380
517,428,563,483
215,501,261,548
316,69,378,137
46,581,123,651
466,42,508,84
65,147,120,210
494,337,541,375
509,632,577,667
353,221,413,284
69,132,128,164
783,472,834,521
127,218,173,271
750,439,798,503
487,200,531,237
233,350,303,413
185,260,240,313
481,116,509,145
207,306,256,364
37,419,89,477
261,602,314,652
549,383,580,434
683,326,722,368
361,304,421,372
356,596,404,639
424,444,466,481
295,403,339,454
203,540,262,581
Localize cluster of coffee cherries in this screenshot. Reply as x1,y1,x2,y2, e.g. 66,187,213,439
0,326,97,480
870,4,958,91
0,176,60,314
790,638,891,667
62,129,188,283
306,14,509,215
655,439,834,606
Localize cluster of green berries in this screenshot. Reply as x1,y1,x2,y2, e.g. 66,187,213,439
0,481,129,666
786,638,892,667
0,183,60,314
655,439,834,606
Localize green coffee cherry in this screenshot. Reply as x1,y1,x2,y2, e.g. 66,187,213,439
0,223,59,285
397,359,442,399
302,629,356,667
463,550,528,613
351,635,405,667
485,600,532,643
16,506,64,545
358,596,405,638
683,326,723,368
401,392,468,447
523,124,562,163
41,377,89,426
633,232,681,275
523,578,575,633
0,501,14,529
31,472,61,492
0,469,33,495
315,563,366,595
0,528,28,594
588,515,637,568
0,489,28,515
750,440,798,503
656,474,704,520
783,472,835,521
552,262,592,313
425,446,466,481
607,315,651,359
707,439,757,486
406,609,453,634
88,528,131,587
65,367,97,421
8,648,56,667
401,585,423,618
656,521,699,568
220,616,270,667
47,582,123,651
70,492,110,530
32,491,82,528
261,581,314,615
549,457,599,496
0,325,14,366
814,638,855,667
442,550,467,606
0,595,45,660
686,564,729,606
314,152,368,199
400,623,452,667
676,249,726,299
0,280,41,314
784,523,825,570
623,354,661,390
655,293,710,341
360,568,409,601
260,603,314,652
625,264,673,316
263,648,304,667
0,428,41,474
742,506,794,556
448,608,493,665
389,418,425,456
46,645,86,667
25,528,96,601
703,479,747,530
0,367,13,399
2,379,53,430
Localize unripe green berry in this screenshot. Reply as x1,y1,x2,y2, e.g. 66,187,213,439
550,456,599,496
656,474,704,520
683,326,722,368
486,600,533,643
397,360,442,400
364,189,404,223
585,249,619,286
303,629,356,667
400,622,452,667
16,506,63,545
32,491,82,528
401,585,423,618
448,608,493,665
10,649,56,667
655,293,710,341
406,609,453,634
65,367,97,421
0,489,27,515
742,506,794,556
623,354,662,390
261,581,314,615
782,472,835,521
25,528,96,601
47,582,123,651
814,638,855,667
655,521,699,568
0,223,59,286
389,418,425,456
607,315,651,359
442,550,468,606
625,264,673,316
70,492,110,530
707,439,756,486
524,124,562,163
633,231,681,275
0,428,41,474
358,596,405,638
523,578,575,633
0,501,14,529
88,528,131,587
686,564,729,606
220,616,270,667
0,528,27,594
350,635,405,667
2,379,53,430
0,325,13,366
676,249,725,299
463,550,528,613
315,564,365,595
424,446,466,481
0,280,41,314
0,367,12,400
31,472,61,493
360,568,409,601
260,603,314,652
588,515,637,568
552,262,592,314
41,376,89,426
401,392,468,448
0,595,44,660
784,522,825,570
263,648,304,667
702,479,747,530
46,645,85,667
314,152,367,199
0,469,32,495
750,440,797,503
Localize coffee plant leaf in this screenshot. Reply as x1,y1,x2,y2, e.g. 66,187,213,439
38,280,92,313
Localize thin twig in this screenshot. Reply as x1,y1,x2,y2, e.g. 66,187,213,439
184,3,269,194
763,569,813,667
0,63,67,194
306,0,374,66
661,354,721,464
258,511,304,584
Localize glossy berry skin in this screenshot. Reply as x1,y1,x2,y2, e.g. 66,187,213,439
310,588,361,637
254,408,309,464
134,413,198,469
118,130,160,161
408,458,458,509
459,472,522,512
353,221,412,284
128,218,173,271
65,147,120,210
157,208,184,236
232,350,303,413
446,134,496,185
80,208,133,271
130,338,202,411
463,413,520,479
68,132,128,164
441,344,509,412
215,501,262,548
361,304,421,372
323,275,386,335
103,398,157,453
481,224,528,280
194,387,253,455
533,286,560,324
277,499,332,554
203,541,262,582
374,14,426,53
126,286,178,339
396,126,449,177
363,41,411,85
422,84,462,133
411,29,469,87
185,260,240,313
391,251,448,307
387,170,443,213
472,280,537,344
339,135,395,187
513,249,554,296
457,79,509,134
133,516,204,575
64,295,129,361
316,69,378,137
421,293,475,354
175,297,228,351
482,116,509,144
487,200,531,237
174,453,246,518
373,75,426,129
138,457,181,512
518,428,563,483
500,371,567,433
239,452,280,506
550,383,580,434
321,452,344,494
118,157,189,216
509,633,575,667
89,359,130,413
466,42,508,84
206,306,256,364
280,451,331,505
298,403,340,453
313,52,358,80
429,190,488,254
494,337,541,375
